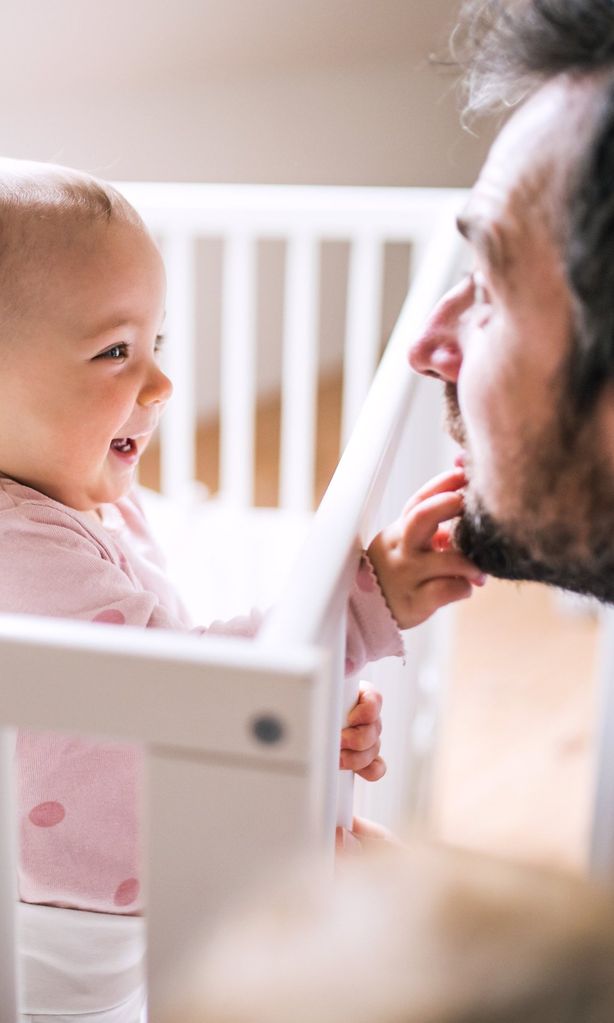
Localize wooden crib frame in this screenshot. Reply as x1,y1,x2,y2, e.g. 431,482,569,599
2,183,613,1020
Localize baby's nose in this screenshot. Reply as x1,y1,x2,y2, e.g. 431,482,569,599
140,365,173,406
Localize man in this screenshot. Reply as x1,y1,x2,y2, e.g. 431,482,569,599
410,0,614,603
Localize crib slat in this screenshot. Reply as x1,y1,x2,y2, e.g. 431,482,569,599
0,728,19,1022
220,235,257,506
279,235,320,512
341,236,384,446
159,234,196,502
590,605,614,882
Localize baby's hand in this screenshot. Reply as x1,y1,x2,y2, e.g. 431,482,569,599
336,815,403,854
339,681,385,782
367,467,485,630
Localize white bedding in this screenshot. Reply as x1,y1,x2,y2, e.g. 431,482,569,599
137,487,312,626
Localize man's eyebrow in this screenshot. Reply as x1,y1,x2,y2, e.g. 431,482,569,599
456,214,512,276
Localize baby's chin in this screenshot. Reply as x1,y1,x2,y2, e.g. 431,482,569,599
64,478,133,512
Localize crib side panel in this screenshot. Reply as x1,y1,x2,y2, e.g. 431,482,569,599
146,750,319,1016
0,616,331,1019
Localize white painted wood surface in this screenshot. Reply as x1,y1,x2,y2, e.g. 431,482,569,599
0,183,471,1017
341,235,384,445
0,616,331,1017
261,207,466,832
159,234,197,503
279,234,320,511
220,234,257,507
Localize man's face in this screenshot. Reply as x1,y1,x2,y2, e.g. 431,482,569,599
409,76,614,601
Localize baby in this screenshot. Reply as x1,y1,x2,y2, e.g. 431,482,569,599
0,159,483,1022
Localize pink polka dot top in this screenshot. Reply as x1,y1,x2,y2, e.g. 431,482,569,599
0,478,402,915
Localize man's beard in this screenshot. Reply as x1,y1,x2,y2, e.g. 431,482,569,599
444,382,614,604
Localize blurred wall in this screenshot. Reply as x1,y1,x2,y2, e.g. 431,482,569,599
1,0,493,185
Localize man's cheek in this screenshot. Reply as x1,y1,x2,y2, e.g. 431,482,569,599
458,376,507,509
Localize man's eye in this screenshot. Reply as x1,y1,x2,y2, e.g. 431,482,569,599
98,343,128,360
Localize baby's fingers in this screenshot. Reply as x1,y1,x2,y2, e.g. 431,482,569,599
402,467,466,515
345,682,382,728
421,549,486,584
402,490,464,551
340,719,382,753
340,748,387,781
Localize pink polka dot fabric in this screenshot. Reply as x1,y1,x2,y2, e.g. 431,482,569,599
114,877,140,907
18,729,143,914
29,801,65,828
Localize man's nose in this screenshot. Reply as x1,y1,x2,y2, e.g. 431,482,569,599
408,276,472,383
139,362,173,407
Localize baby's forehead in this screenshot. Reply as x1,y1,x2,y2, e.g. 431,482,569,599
0,211,101,312
0,212,154,338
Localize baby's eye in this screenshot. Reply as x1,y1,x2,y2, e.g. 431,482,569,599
98,343,129,361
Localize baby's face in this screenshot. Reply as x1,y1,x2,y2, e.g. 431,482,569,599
0,218,171,510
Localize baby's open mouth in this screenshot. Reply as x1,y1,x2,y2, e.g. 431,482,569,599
110,437,138,460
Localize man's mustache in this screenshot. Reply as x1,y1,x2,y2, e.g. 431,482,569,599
444,382,467,448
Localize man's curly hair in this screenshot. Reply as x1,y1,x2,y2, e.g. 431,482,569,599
454,0,614,412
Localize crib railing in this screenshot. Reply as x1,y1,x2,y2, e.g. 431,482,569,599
260,213,467,835
118,182,468,510
0,617,332,1021
0,185,469,1020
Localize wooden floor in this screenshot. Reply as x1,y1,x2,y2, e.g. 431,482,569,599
140,377,599,874
435,581,598,873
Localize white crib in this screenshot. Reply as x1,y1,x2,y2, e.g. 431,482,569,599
0,184,466,1019
2,182,613,1020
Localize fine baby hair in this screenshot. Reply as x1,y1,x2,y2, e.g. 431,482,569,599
0,157,141,321
166,840,614,1023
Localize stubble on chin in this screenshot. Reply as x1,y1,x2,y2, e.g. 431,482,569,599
446,387,614,603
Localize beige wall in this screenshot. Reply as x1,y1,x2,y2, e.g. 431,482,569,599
1,1,494,186
1,1,495,414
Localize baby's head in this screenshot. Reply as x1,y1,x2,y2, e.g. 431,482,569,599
0,158,171,511
165,841,614,1023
